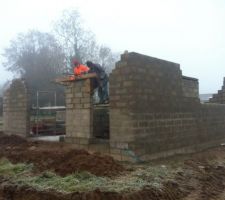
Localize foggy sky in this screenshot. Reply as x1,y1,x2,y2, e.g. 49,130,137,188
0,0,225,94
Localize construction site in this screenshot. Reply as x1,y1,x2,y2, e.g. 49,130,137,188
1,52,225,200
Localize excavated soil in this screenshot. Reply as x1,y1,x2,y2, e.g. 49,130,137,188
0,176,186,200
179,148,225,200
1,134,225,200
0,134,124,177
0,134,27,146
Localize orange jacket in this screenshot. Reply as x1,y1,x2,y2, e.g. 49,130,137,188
74,64,90,76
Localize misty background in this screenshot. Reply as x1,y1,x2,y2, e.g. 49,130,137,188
0,0,225,98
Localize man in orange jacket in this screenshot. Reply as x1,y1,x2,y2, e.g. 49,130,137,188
73,59,90,76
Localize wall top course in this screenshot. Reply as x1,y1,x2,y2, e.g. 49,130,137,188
110,52,200,113
120,52,180,67
209,77,225,104
182,76,198,82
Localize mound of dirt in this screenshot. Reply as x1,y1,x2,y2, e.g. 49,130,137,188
180,160,225,200
4,149,124,177
54,150,124,177
0,178,186,200
0,134,124,177
0,134,27,146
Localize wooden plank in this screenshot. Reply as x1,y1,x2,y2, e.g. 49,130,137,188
54,73,97,83
93,104,109,108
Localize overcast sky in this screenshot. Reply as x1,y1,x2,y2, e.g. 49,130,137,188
0,0,225,93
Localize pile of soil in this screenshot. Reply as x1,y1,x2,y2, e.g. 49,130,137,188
0,177,186,200
0,134,27,146
172,148,225,200
2,134,225,199
0,134,124,177
54,150,124,177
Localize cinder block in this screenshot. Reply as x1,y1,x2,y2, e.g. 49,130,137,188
74,92,83,98
83,103,91,108
66,94,73,98
74,104,83,109
81,98,91,103
72,98,81,104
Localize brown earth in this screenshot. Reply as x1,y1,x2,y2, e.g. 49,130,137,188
179,148,225,200
1,134,225,200
0,176,186,200
0,134,124,177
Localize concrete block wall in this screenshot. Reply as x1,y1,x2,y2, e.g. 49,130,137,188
110,53,182,113
182,76,199,98
109,111,199,161
65,78,94,145
209,78,225,103
109,52,199,143
3,79,30,137
198,103,225,143
62,52,225,162
109,52,225,161
117,105,225,161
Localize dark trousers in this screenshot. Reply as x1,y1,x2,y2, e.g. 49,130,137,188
98,77,109,103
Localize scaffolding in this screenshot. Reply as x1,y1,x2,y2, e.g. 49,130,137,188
32,91,65,136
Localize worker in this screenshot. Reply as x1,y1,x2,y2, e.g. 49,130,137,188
73,59,90,76
86,61,109,104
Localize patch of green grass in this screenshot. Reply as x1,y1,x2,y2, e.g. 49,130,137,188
19,171,153,193
0,158,176,193
0,158,33,176
18,171,108,193
20,166,175,193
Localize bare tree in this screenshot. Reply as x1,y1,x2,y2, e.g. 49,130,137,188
54,10,98,71
97,46,119,73
54,9,119,73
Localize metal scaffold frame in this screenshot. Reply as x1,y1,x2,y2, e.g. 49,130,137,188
33,90,65,136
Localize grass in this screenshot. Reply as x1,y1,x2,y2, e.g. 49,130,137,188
0,158,33,176
18,171,107,193
0,158,176,193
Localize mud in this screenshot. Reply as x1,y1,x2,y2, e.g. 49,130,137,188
177,149,225,200
1,134,225,200
0,134,124,177
0,135,27,146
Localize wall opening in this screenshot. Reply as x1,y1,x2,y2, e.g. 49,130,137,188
30,90,66,136
93,105,109,139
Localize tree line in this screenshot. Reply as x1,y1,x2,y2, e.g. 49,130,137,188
1,10,119,107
